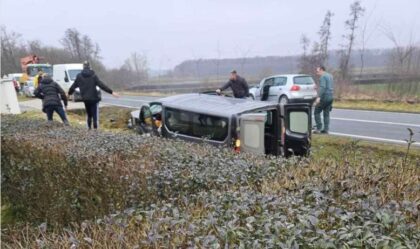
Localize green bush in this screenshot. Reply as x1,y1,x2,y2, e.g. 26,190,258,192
1,115,419,248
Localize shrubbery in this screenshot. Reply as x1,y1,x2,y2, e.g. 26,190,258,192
1,115,419,248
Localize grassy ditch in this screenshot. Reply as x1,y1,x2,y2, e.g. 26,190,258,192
1,115,419,248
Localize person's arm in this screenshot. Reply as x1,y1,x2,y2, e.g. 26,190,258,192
318,75,327,99
56,83,68,107
219,81,231,91
68,75,79,95
242,79,249,96
34,86,43,99
94,75,113,94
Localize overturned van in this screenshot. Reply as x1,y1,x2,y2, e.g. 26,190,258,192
129,93,311,156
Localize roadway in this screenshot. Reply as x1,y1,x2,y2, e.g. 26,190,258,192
102,95,420,147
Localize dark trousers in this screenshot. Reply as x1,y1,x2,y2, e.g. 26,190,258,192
44,105,68,123
314,99,333,131
84,101,99,129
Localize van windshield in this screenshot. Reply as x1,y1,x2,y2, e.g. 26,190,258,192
68,69,82,80
27,66,53,77
165,108,228,141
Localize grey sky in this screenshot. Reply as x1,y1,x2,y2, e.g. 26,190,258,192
1,0,419,70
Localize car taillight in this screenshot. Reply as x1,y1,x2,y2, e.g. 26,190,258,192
290,85,300,91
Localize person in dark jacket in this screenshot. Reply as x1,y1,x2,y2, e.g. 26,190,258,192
68,61,119,129
34,74,69,125
216,70,249,98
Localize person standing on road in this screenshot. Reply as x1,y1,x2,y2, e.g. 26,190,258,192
34,74,69,125
68,61,119,130
216,70,249,98
314,66,334,134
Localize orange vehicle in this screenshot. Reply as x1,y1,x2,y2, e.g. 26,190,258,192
20,54,52,97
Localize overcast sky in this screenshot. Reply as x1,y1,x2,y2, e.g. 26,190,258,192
2,0,419,70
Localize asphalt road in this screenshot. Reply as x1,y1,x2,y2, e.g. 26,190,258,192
102,94,420,147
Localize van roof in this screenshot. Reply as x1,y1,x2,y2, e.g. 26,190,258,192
158,93,279,117
53,64,83,69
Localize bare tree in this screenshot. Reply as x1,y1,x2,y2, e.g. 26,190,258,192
382,27,417,75
318,11,334,66
339,1,365,79
358,5,378,77
123,52,149,83
1,26,25,75
298,34,311,74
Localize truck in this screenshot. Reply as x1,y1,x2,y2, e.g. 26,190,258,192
20,54,53,97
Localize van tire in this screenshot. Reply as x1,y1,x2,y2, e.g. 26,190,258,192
279,95,289,105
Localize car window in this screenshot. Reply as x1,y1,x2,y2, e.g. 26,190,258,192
263,78,274,86
274,77,287,86
289,111,309,134
165,108,228,141
293,76,314,85
68,70,82,80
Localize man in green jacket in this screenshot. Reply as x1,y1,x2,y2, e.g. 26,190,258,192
314,66,334,134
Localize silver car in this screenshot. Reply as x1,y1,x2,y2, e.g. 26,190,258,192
249,74,317,104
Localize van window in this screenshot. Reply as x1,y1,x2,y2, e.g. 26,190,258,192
68,69,82,80
289,111,309,133
165,108,228,141
293,76,314,85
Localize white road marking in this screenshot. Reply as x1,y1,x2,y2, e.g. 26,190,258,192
331,117,420,128
102,103,137,108
329,132,420,146
335,108,420,116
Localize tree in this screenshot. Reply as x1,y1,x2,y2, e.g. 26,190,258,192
298,34,311,74
1,26,25,75
122,52,149,83
318,11,334,66
60,28,101,62
339,1,365,79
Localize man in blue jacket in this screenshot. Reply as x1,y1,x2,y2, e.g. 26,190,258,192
314,66,334,134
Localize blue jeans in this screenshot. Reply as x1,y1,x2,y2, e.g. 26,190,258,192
44,105,68,123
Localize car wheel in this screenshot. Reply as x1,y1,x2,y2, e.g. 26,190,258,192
279,95,289,105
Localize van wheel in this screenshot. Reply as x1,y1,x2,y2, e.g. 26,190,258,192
279,95,289,105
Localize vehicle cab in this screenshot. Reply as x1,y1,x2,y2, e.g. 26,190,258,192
130,94,311,157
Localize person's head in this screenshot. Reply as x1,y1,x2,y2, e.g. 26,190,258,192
83,61,91,70
230,70,237,80
316,65,326,76
42,73,51,81
37,68,43,75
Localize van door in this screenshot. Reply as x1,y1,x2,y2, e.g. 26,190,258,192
240,113,266,155
283,104,312,157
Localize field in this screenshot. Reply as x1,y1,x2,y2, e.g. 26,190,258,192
1,113,419,248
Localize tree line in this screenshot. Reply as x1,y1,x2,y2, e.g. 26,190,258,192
1,26,149,89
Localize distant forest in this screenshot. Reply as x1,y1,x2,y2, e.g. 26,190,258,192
171,49,393,79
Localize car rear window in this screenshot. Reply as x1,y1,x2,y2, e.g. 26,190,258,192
165,108,228,141
293,76,314,85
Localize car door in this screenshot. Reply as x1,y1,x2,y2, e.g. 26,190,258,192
240,113,266,154
259,78,274,101
268,77,288,102
283,103,312,157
